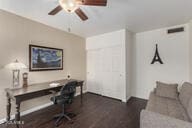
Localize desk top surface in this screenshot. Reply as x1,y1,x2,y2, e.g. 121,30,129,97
5,79,83,97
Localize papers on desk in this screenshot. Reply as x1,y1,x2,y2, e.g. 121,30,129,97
49,83,60,87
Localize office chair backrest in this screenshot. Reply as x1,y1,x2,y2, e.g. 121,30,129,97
60,81,77,104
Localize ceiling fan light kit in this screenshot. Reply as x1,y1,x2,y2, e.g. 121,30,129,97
48,0,107,21
59,0,78,13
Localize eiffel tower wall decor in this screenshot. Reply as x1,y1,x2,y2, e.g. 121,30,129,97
151,44,163,64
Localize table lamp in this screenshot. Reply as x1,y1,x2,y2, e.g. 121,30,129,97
5,60,27,88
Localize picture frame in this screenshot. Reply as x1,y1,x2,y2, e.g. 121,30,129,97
29,45,63,71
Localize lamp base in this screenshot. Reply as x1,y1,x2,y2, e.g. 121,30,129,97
13,70,20,88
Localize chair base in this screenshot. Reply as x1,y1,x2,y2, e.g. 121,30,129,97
54,112,75,127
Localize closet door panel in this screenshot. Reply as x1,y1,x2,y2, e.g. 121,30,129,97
87,45,125,100
87,50,102,94
87,51,95,93
93,50,102,95
100,48,113,98
101,46,124,100
111,46,124,99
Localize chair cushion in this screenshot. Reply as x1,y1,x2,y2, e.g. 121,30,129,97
187,97,192,121
50,95,68,104
179,82,192,110
156,81,179,100
146,92,189,121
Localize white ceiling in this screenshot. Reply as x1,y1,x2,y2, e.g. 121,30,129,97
0,0,192,37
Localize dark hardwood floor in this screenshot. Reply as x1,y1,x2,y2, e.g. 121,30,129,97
0,93,147,128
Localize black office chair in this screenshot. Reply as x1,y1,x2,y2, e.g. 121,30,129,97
50,81,77,127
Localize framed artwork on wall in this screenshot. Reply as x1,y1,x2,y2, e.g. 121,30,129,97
29,45,63,71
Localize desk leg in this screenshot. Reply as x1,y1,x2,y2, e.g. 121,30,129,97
6,96,11,121
80,85,83,104
15,103,20,121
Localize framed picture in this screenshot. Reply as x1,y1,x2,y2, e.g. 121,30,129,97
29,45,63,71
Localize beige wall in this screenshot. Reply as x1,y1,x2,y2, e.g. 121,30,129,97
0,10,86,119
189,21,192,82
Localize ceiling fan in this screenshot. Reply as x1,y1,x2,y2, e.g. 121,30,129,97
48,0,107,21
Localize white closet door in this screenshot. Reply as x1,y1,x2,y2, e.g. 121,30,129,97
87,45,125,100
101,47,112,97
87,50,102,94
111,46,124,100
101,45,124,100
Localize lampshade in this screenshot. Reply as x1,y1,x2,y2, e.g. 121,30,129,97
5,60,27,70
59,0,78,13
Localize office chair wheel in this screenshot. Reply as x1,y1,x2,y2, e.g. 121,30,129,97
55,123,60,127
55,116,63,126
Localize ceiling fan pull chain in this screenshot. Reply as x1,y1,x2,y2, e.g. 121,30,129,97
68,13,72,33
67,26,71,33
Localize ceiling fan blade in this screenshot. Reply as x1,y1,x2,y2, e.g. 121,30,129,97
75,8,88,21
48,5,63,15
76,0,107,6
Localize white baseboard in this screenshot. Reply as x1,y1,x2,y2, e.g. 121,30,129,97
0,90,87,124
122,99,127,103
125,95,131,102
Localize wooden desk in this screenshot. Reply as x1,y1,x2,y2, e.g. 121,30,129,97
5,79,84,122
